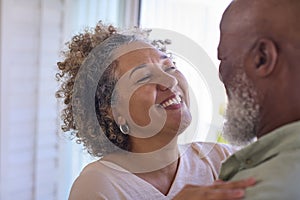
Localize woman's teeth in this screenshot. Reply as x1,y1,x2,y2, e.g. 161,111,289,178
161,95,182,108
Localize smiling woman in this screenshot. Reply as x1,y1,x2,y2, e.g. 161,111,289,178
112,48,191,140
55,22,255,200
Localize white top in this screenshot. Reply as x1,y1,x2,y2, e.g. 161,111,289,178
69,142,235,200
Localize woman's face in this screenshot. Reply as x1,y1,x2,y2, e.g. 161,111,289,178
112,44,192,139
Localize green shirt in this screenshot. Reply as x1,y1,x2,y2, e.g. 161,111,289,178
219,121,300,200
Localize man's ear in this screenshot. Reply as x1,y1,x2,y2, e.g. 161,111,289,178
252,38,278,77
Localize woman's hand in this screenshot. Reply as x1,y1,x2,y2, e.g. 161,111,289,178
172,177,256,200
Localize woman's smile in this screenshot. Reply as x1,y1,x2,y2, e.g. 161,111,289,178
159,94,182,110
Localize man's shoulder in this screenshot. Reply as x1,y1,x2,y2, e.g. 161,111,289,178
233,148,300,200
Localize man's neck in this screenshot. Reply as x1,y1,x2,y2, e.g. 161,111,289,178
257,107,300,138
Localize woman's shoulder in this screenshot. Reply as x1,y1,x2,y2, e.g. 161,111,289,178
181,141,238,162
69,160,129,200
177,142,238,181
70,161,114,189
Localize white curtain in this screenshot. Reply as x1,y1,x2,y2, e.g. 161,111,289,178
0,0,63,199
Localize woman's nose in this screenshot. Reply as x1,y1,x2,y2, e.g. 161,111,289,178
156,73,178,91
157,84,168,91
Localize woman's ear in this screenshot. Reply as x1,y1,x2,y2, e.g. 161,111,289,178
117,116,127,126
252,38,278,77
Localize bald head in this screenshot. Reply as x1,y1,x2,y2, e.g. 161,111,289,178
219,0,300,88
219,0,300,139
221,0,300,46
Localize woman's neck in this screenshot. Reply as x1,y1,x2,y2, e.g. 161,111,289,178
135,157,180,195
102,136,179,173
130,134,178,152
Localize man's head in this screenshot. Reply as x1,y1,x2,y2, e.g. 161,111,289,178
218,0,300,145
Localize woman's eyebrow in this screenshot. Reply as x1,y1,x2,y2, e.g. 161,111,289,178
129,64,147,78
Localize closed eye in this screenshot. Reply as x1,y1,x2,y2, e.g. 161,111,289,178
136,75,152,83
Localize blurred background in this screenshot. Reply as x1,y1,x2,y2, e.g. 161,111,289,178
0,0,231,199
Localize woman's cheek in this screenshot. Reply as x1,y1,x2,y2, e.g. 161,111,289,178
128,86,155,126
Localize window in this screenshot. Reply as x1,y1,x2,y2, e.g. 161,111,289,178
140,0,231,142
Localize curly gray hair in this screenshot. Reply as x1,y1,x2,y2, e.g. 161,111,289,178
56,22,171,157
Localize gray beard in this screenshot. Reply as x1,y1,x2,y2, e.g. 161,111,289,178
223,72,260,146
